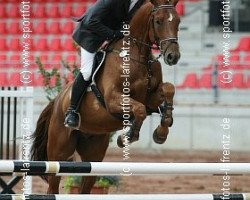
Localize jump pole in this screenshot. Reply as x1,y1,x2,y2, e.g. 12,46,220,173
1,194,250,200
0,161,250,176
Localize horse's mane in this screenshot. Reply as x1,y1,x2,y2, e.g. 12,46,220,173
129,2,154,38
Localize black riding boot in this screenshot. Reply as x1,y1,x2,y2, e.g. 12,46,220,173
64,73,91,129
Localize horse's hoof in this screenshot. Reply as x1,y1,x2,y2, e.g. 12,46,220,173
117,135,125,148
153,129,168,144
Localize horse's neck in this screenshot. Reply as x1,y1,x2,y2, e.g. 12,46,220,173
128,3,152,55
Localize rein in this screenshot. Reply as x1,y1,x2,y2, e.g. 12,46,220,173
109,3,178,106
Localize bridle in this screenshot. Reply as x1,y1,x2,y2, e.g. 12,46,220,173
151,4,178,54
129,4,178,59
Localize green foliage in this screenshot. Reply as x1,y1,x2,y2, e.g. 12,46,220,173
35,56,80,101
95,176,119,188
64,176,119,192
64,176,82,193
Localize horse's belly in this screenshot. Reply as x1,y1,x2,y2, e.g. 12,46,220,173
79,92,123,133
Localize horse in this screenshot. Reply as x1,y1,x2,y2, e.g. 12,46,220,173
31,0,181,194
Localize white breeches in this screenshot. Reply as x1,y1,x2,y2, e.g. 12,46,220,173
80,48,96,81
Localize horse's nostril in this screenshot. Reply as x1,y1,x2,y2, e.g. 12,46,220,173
167,53,174,62
164,52,180,65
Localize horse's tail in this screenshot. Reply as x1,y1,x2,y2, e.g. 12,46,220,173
31,99,55,181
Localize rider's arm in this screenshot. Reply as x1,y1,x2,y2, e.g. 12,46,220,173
85,0,117,40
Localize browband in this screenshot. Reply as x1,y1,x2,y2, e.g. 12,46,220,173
151,4,175,12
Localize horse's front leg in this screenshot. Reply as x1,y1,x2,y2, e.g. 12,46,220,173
148,82,175,144
105,91,147,148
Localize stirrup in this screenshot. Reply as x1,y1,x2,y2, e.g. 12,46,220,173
64,110,81,130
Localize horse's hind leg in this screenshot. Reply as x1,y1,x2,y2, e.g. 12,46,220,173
148,82,175,144
76,133,110,194
47,127,78,194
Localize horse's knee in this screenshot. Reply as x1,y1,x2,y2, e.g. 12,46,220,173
132,104,147,121
162,82,175,97
105,100,119,115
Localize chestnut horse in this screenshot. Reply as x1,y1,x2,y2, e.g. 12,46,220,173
31,0,181,194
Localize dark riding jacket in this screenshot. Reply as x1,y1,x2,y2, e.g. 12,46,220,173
72,0,145,53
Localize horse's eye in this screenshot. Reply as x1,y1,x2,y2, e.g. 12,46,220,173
155,20,161,25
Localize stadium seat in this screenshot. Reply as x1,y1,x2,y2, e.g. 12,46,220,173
0,22,7,35
212,54,241,70
36,38,48,51
35,73,56,87
49,21,61,34
202,64,212,71
47,5,60,18
232,73,247,89
9,73,22,86
35,74,45,87
177,73,199,89
9,38,21,51
37,73,56,87
72,5,87,17
9,54,21,68
63,38,76,51
66,54,78,67
199,73,212,89
66,54,77,62
0,5,7,18
28,39,35,51
0,72,9,86
51,54,62,69
39,54,49,69
176,2,185,16
34,21,48,34
33,5,46,18
212,54,223,69
217,73,233,89
231,37,250,52
60,4,73,18
8,4,19,18
230,53,241,69
66,72,74,83
243,54,250,69
49,38,62,51
28,54,36,69
8,21,21,34
247,75,250,89
0,39,8,51
61,21,74,34
9,72,34,87
0,55,7,68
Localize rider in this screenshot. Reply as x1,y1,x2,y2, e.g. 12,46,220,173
64,0,145,129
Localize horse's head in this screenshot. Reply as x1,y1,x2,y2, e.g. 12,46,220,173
149,0,181,66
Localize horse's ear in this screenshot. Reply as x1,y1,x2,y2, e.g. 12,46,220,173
169,0,179,6
150,0,159,6
150,0,179,6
